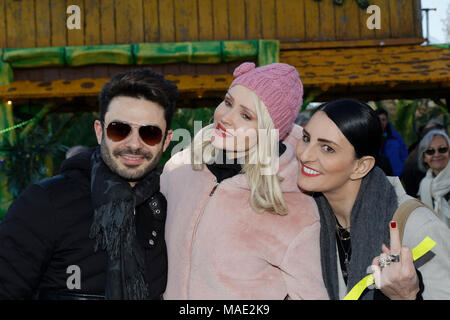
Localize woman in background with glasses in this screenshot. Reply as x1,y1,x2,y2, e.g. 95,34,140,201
418,130,450,228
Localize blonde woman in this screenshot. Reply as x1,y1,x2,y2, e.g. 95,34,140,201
161,62,328,299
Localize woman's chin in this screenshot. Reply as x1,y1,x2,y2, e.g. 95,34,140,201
297,179,322,193
211,136,228,151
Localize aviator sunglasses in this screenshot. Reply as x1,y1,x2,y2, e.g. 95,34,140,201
424,146,449,156
104,121,163,146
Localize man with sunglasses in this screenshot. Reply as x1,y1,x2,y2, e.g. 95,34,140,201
0,69,178,300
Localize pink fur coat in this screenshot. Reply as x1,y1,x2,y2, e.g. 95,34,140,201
161,125,328,299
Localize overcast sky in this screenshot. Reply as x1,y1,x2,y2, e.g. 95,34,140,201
421,0,449,43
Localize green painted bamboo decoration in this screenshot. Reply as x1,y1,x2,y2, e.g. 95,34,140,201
0,58,13,86
3,47,65,68
258,40,280,66
65,45,133,66
1,40,280,68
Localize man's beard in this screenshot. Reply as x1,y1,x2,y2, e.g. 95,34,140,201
100,137,163,183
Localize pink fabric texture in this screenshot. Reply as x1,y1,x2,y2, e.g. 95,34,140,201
230,62,303,140
161,125,328,299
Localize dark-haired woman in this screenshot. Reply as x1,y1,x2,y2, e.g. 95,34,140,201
296,99,450,300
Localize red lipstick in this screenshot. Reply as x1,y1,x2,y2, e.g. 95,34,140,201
301,164,321,177
215,123,231,138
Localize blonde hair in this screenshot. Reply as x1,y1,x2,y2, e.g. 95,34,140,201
191,91,288,215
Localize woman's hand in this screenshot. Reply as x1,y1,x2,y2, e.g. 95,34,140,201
371,221,420,300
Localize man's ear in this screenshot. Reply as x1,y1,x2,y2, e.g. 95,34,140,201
94,120,103,145
162,129,173,153
350,156,376,180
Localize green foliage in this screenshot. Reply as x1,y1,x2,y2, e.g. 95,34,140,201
381,99,449,148
432,99,450,118
301,91,322,112
0,111,98,200
394,100,420,147
48,112,99,173
0,123,65,199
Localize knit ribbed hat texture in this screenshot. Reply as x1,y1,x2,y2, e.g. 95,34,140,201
230,62,303,140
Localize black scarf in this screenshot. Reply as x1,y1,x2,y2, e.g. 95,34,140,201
315,167,398,300
206,149,243,183
206,142,287,183
89,147,160,299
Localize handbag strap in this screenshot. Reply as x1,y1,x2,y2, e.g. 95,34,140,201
392,198,439,242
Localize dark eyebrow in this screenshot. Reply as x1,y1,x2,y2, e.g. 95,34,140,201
303,128,339,146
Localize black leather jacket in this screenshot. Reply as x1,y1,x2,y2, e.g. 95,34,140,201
0,150,167,300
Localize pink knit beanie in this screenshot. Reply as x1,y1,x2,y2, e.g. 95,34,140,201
230,62,303,140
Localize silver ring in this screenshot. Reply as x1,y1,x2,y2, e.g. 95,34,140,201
379,255,391,268
389,254,400,263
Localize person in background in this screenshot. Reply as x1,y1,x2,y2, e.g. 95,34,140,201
296,99,450,300
375,108,408,177
161,62,328,299
417,130,450,228
402,120,446,197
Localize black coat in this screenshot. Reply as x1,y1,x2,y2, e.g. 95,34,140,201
0,150,167,299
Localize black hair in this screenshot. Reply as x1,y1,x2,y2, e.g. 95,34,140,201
374,107,388,118
98,68,179,131
318,98,382,159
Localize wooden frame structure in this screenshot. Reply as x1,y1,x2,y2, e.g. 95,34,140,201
0,40,278,102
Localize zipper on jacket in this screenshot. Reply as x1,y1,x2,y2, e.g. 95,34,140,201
209,180,219,196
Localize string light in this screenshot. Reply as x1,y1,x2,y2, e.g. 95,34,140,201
0,118,36,135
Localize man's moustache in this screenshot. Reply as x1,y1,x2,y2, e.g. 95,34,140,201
113,149,153,160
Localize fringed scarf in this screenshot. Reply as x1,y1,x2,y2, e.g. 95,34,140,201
89,148,160,299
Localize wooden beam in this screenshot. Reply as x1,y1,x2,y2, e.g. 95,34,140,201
280,38,426,50
0,75,234,100
281,44,450,90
